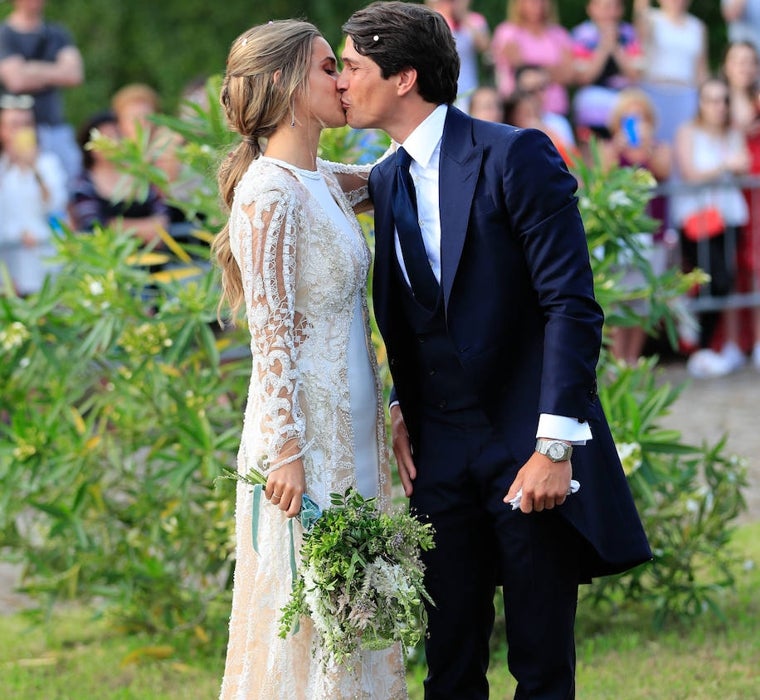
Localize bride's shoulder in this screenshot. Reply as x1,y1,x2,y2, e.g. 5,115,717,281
233,158,297,207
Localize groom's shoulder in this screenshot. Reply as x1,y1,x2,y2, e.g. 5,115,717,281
471,116,523,147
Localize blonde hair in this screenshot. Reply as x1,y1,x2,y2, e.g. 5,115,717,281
608,88,658,134
211,20,321,321
111,83,161,116
506,0,558,25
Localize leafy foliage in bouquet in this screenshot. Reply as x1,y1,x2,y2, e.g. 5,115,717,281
279,489,435,665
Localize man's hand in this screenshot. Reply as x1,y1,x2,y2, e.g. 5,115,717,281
391,404,416,497
504,452,572,514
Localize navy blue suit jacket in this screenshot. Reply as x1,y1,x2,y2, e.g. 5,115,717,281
370,106,651,579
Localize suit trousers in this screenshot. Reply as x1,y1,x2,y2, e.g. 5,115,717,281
409,406,581,700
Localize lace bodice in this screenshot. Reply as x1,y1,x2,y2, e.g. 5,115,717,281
220,156,406,699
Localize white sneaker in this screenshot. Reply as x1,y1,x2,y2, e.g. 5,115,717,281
720,341,746,373
753,343,760,371
687,348,732,378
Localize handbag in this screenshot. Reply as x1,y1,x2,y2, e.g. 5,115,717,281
682,206,725,241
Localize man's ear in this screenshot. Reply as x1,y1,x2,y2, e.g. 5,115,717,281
396,67,419,97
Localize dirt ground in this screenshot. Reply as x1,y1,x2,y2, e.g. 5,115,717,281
657,360,760,525
2,360,758,613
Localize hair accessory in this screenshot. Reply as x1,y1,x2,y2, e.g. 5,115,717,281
241,38,248,46
243,135,257,145
372,34,380,42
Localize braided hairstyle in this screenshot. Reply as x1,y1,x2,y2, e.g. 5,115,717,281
212,20,321,321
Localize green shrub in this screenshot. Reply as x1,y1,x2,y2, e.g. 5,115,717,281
0,82,747,651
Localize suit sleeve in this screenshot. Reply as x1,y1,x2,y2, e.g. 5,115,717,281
502,128,603,420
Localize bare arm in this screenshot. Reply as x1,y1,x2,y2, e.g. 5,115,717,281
0,46,83,93
696,25,710,85
548,45,576,86
633,0,652,46
674,125,739,182
115,213,170,246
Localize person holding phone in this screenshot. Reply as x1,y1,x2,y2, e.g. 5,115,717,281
0,92,67,296
601,88,672,364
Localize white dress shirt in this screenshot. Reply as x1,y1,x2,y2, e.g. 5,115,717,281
396,105,592,444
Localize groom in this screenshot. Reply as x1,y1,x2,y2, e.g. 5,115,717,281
340,3,651,699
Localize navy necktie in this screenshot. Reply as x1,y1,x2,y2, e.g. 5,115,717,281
391,147,440,308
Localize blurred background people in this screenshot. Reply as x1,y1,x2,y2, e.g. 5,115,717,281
491,0,574,115
723,0,760,53
672,77,750,377
503,86,578,165
427,0,491,111
513,64,577,157
723,40,760,131
724,40,760,370
601,88,672,364
634,0,709,146
111,82,184,224
0,93,67,296
571,0,643,141
0,0,84,189
69,110,169,244
468,85,505,122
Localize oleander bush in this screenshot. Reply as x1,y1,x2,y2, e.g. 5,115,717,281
0,81,747,655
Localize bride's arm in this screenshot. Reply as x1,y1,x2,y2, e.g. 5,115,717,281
318,143,395,213
235,189,308,513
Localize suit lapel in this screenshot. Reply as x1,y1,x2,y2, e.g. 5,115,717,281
439,107,482,311
370,159,396,337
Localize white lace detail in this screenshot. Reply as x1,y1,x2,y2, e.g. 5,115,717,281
220,158,405,700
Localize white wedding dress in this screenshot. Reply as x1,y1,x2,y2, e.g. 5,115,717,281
219,156,407,700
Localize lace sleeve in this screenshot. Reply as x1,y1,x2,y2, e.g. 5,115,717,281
318,145,395,211
234,189,308,474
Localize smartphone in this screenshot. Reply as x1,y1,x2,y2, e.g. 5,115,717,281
621,114,640,148
12,126,37,155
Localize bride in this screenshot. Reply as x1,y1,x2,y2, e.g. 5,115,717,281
212,20,407,700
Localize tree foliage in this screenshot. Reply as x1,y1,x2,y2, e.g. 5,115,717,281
28,0,729,131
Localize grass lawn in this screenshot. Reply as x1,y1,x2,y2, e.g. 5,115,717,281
2,522,759,699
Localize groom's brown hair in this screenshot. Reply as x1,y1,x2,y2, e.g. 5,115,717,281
342,1,459,106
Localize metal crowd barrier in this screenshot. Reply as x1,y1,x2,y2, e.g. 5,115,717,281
654,175,760,314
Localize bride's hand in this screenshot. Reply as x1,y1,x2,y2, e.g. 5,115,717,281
265,458,306,518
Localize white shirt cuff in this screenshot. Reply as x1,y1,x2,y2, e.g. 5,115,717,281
536,414,593,444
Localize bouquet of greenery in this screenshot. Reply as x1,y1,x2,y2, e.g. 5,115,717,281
226,463,435,665
279,488,435,665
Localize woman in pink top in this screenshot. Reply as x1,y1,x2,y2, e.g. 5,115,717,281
491,0,574,114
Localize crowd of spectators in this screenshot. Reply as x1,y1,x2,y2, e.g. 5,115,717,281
427,0,760,376
3,0,760,376
0,0,188,301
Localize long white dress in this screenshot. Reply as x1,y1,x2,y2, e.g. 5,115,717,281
219,156,407,700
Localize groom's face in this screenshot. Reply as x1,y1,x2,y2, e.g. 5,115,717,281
338,37,398,131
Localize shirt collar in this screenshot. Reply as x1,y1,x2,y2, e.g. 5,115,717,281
399,104,448,168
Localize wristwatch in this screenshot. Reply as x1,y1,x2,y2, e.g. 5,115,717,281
535,438,573,463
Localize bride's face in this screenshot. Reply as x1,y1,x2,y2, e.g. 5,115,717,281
297,37,347,129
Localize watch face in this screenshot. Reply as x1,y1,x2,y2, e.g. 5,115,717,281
548,442,566,460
